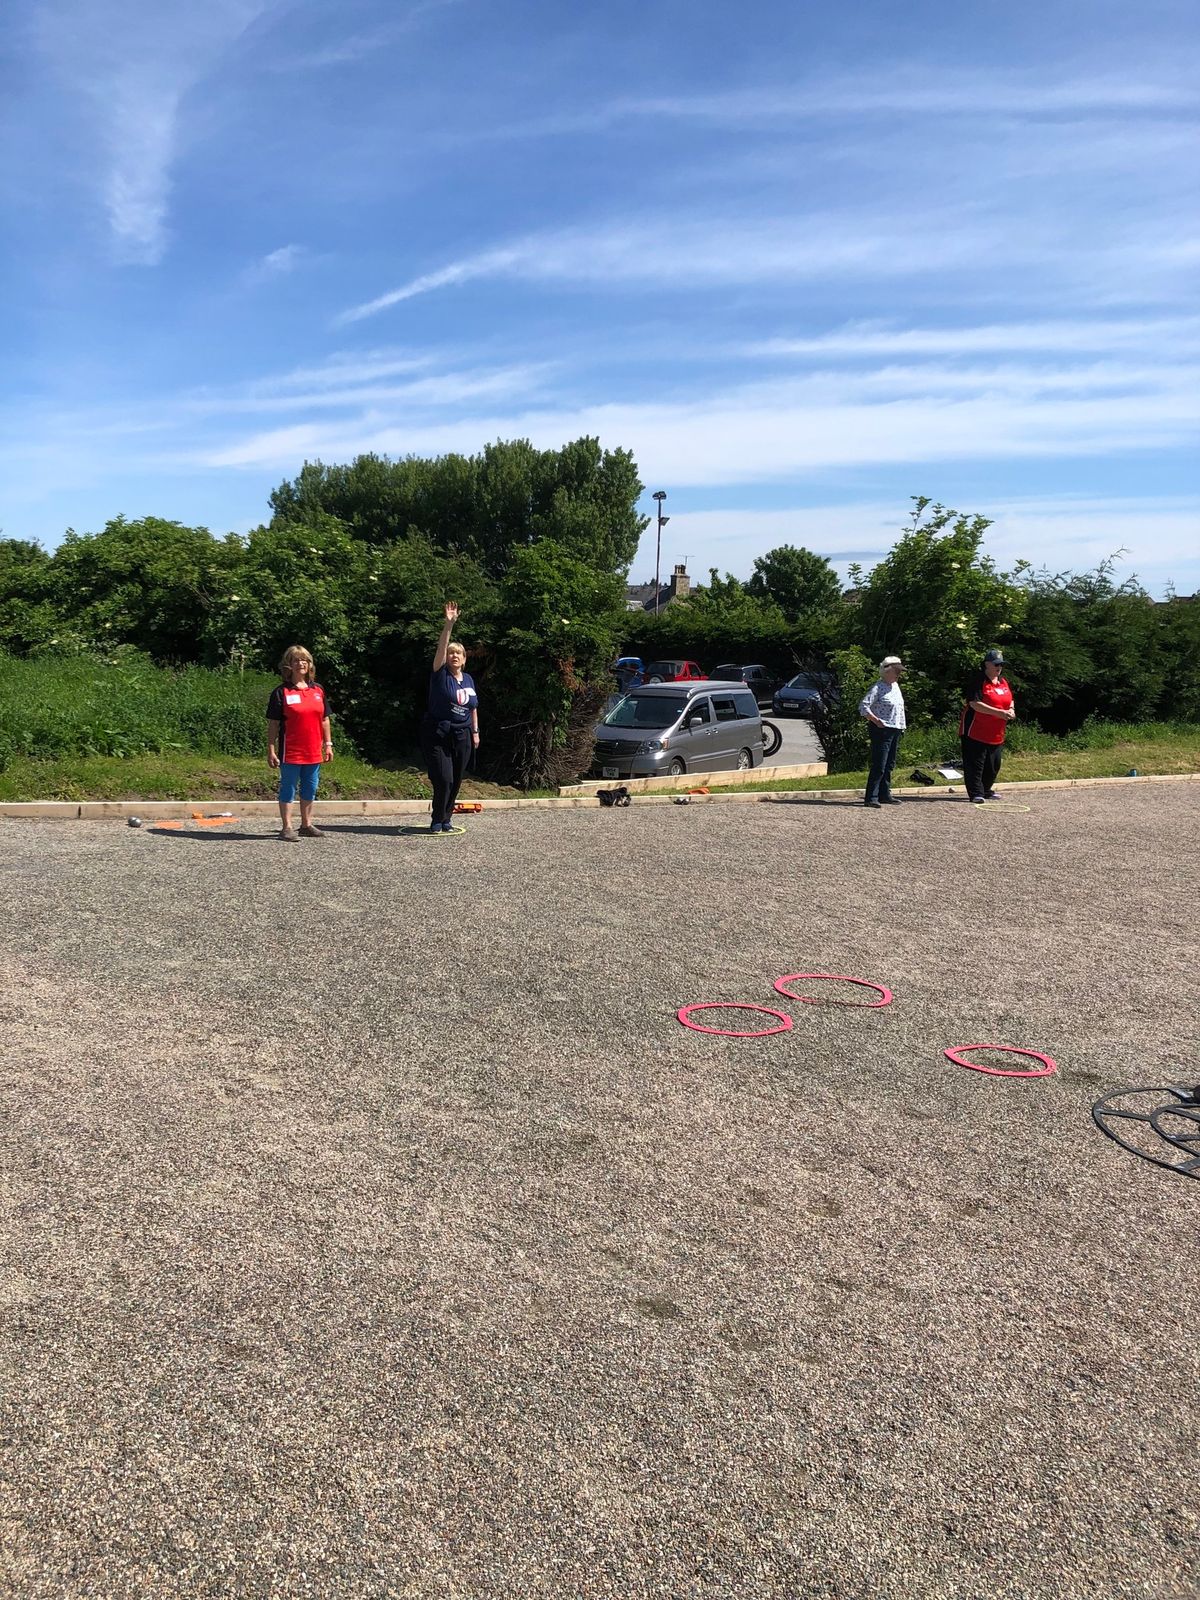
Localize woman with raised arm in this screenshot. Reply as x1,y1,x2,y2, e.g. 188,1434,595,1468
421,601,480,835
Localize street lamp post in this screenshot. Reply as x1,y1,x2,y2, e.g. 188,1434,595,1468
652,490,668,615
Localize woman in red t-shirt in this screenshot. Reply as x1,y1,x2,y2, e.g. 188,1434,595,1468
266,645,333,841
959,648,1015,804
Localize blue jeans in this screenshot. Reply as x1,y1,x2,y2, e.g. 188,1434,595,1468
865,726,901,802
278,762,320,804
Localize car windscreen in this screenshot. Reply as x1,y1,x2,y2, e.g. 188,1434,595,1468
601,694,687,728
644,661,681,676
786,673,825,690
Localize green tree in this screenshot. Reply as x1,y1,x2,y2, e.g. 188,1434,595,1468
1008,557,1169,731
850,498,1026,723
746,545,841,622
268,438,647,578
0,538,60,655
201,512,372,680
43,518,241,664
490,540,628,787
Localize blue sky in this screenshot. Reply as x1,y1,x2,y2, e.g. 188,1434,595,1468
2,0,1197,593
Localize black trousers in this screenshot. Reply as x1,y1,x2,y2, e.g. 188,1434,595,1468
961,736,1002,800
422,723,473,824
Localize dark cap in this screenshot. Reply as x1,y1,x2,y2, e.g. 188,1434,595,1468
983,649,1005,665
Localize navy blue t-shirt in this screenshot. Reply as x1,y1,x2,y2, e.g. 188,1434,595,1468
426,666,478,728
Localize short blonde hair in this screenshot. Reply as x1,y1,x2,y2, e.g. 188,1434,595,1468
279,645,315,683
446,641,467,662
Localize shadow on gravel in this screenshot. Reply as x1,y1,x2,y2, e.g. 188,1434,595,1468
317,823,438,837
148,829,280,843
149,824,440,841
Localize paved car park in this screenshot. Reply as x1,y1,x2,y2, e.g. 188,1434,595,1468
2,785,1198,1599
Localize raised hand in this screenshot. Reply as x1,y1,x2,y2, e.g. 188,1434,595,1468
444,601,459,624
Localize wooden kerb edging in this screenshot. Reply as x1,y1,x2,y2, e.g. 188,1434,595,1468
1,770,1196,821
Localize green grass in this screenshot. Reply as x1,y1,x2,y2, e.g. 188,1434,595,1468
0,752,547,804
0,753,429,803
713,724,1200,795
0,651,284,765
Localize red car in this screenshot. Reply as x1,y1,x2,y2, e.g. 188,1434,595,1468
644,658,706,683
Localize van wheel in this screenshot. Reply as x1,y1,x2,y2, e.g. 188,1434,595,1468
736,748,752,771
668,758,686,776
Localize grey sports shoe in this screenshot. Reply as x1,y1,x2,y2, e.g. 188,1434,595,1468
280,827,300,841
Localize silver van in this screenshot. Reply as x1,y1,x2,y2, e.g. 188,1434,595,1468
592,682,765,779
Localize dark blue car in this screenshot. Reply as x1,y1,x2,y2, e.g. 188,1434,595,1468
772,670,835,719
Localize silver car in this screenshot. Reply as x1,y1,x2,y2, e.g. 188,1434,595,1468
592,682,765,778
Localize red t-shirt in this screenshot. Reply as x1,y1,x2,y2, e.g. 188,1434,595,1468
267,682,327,764
960,674,1012,746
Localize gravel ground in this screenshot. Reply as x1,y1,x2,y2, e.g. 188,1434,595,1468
1,786,1198,1600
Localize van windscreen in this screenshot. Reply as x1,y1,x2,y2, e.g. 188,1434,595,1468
602,694,687,728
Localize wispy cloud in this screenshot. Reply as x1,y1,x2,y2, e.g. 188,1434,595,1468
278,0,466,70
336,247,527,322
749,317,1200,360
34,0,276,264
187,362,552,416
622,73,1198,123
634,497,1200,587
201,358,1199,478
335,214,1005,323
242,242,307,285
471,69,1198,144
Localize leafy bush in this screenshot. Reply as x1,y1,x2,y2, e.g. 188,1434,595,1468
811,647,876,773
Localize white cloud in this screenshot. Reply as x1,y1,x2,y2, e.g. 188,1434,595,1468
335,214,1005,322
240,242,308,286
477,70,1197,143
34,0,276,264
258,243,305,275
201,363,1199,477
277,0,466,70
623,74,1197,123
336,247,527,323
186,362,552,415
631,498,1200,592
750,317,1200,361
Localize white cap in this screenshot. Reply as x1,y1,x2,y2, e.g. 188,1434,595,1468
880,655,904,670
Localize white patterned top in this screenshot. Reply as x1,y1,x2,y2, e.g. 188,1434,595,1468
859,678,907,731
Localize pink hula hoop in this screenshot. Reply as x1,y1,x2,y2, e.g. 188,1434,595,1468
944,1044,1057,1078
677,1003,794,1038
773,973,893,1009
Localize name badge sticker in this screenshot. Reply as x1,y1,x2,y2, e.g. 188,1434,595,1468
285,693,302,704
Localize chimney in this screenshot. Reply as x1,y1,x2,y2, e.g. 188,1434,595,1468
668,562,690,601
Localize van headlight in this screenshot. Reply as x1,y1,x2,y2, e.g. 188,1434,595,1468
636,738,665,754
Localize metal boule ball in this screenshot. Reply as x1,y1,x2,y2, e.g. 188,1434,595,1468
128,816,143,828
